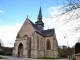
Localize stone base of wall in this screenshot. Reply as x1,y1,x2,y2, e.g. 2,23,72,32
12,54,18,57
37,50,44,58
45,50,54,57
44,50,58,58
76,53,80,60
76,56,80,60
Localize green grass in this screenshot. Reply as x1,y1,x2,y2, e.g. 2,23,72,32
38,57,62,59
3,54,12,56
71,58,76,60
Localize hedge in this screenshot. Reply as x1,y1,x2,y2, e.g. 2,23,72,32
0,51,5,55
75,43,80,54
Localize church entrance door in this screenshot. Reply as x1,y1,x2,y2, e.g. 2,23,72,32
18,43,23,57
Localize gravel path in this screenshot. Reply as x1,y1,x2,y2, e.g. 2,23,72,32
0,55,69,60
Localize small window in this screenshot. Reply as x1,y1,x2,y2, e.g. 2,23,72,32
47,39,51,50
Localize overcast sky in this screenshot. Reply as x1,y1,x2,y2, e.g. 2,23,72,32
0,0,79,47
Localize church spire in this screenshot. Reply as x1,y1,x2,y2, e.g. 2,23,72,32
37,6,42,21
35,6,44,31
39,6,42,17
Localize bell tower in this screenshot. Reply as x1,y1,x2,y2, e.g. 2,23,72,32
35,7,44,31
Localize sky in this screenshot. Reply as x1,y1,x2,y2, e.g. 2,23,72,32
0,0,79,47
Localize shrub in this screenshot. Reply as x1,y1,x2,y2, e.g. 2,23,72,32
5,52,12,56
75,43,80,54
0,51,5,55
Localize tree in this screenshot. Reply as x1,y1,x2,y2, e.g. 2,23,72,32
58,46,74,58
75,43,80,54
0,39,4,47
51,0,80,32
63,0,80,13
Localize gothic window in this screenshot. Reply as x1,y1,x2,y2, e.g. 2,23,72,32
37,36,39,49
47,39,51,50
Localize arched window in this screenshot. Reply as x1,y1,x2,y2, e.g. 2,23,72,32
37,36,39,49
47,39,51,50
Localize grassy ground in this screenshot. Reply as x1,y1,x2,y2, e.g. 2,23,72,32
38,57,62,59
71,58,76,60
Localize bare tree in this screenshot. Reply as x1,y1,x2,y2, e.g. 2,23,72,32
76,37,80,42
0,39,4,47
63,0,80,31
51,0,80,32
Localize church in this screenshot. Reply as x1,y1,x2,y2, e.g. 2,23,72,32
13,7,58,58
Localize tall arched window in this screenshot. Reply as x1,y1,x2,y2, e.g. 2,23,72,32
37,36,39,49
47,39,51,50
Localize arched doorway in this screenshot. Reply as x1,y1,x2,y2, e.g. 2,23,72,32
18,43,24,57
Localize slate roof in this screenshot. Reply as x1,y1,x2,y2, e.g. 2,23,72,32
28,19,42,34
28,19,54,37
41,29,54,37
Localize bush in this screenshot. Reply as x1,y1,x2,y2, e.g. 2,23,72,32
0,51,12,56
75,43,80,54
0,51,5,55
71,58,76,60
5,52,12,56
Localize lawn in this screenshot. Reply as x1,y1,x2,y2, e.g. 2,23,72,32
38,57,62,59
71,58,76,60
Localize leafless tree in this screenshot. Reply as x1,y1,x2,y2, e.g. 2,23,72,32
0,39,4,47
51,0,80,32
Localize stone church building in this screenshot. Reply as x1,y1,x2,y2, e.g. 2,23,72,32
13,7,58,58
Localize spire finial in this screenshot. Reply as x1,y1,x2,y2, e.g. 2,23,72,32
27,15,28,18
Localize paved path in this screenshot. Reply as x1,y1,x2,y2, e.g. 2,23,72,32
0,55,69,60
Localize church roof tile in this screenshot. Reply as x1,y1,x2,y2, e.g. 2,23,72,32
29,19,54,36
41,29,54,37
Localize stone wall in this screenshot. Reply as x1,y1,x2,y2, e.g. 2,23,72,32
76,53,80,60
13,29,58,58
76,56,80,60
